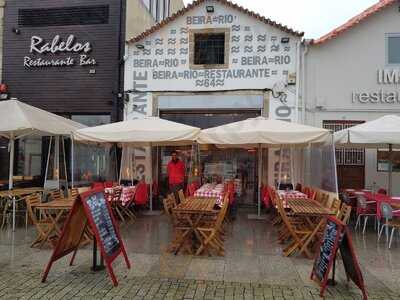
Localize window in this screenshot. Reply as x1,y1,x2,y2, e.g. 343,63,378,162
71,115,110,127
323,120,364,166
190,29,229,69
18,5,109,27
387,34,400,64
377,149,400,172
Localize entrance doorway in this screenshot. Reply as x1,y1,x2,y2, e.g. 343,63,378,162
159,110,261,207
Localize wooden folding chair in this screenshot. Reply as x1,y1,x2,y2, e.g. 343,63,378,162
68,188,79,200
50,190,64,201
195,196,229,256
178,189,186,204
163,196,191,253
276,195,313,257
337,203,352,224
330,198,342,214
25,194,57,248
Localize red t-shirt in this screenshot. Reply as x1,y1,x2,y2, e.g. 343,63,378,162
167,159,185,185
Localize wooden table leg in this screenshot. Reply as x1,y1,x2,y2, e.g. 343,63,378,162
299,218,324,258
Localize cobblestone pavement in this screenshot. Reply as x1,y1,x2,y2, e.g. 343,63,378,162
1,211,400,299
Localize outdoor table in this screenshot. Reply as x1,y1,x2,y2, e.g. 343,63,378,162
194,184,224,206
172,196,218,255
286,198,336,258
33,198,74,248
0,187,44,231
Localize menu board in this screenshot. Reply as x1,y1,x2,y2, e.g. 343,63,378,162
313,219,341,282
42,188,130,287
85,192,120,256
311,217,367,299
339,230,366,296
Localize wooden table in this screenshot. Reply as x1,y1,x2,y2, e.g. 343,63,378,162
0,187,44,231
287,198,336,258
172,197,218,255
34,198,74,247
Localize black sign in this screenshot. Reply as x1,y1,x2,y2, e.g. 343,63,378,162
313,219,340,282
85,192,120,256
340,231,365,293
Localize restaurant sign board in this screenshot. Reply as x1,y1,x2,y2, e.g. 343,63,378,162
24,34,97,68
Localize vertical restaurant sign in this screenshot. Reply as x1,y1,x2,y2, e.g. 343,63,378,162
124,66,153,182
126,1,300,92
24,34,97,68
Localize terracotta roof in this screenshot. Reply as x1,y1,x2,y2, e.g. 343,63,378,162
127,0,303,44
313,0,396,45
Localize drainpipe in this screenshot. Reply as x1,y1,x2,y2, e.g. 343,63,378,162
301,40,310,124
295,41,301,123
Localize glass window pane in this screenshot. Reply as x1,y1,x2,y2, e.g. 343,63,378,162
71,115,110,127
16,137,42,179
388,36,400,64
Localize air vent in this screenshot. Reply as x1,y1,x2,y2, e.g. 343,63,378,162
18,5,109,27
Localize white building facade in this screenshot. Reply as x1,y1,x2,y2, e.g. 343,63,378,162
124,0,303,199
305,0,400,193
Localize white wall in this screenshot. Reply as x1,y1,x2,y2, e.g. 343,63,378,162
306,3,400,194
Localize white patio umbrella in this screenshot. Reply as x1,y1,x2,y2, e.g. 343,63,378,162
74,116,200,146
334,114,400,195
197,116,332,217
0,99,85,230
74,116,201,211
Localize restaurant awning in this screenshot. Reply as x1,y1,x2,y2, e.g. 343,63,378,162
73,116,201,146
197,117,331,147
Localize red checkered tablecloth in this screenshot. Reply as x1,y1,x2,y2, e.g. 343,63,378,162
194,184,224,206
105,186,136,206
277,190,308,208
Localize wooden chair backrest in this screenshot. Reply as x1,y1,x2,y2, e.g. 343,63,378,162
69,188,79,199
178,189,186,204
276,194,301,240
50,190,64,201
25,193,41,224
337,203,352,224
331,198,342,213
169,193,177,204
163,196,175,220
214,193,229,230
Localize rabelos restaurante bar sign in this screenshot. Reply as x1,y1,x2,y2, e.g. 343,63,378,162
24,34,97,68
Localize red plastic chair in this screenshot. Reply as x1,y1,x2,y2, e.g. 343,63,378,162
134,182,148,206
377,188,387,195
91,182,104,189
104,181,114,188
226,182,235,204
187,182,199,197
262,185,271,209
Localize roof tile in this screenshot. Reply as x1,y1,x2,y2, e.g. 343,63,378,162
127,0,303,44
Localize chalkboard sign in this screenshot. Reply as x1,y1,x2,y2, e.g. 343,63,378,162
312,219,341,283
339,229,366,298
85,192,120,257
311,217,367,299
42,188,131,287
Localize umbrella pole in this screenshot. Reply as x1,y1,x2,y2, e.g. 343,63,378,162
389,144,393,196
258,144,262,217
8,136,14,190
278,146,283,189
8,136,16,232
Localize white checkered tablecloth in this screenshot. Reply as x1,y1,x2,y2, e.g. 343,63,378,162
194,184,224,206
105,186,136,206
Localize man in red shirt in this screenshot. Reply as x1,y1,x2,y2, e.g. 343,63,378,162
167,150,185,199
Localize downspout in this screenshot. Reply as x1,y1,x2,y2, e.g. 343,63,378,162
301,40,310,124
295,41,301,123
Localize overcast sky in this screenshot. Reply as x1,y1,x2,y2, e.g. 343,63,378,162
183,0,378,39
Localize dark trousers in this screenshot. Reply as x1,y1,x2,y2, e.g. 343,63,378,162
169,183,184,203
